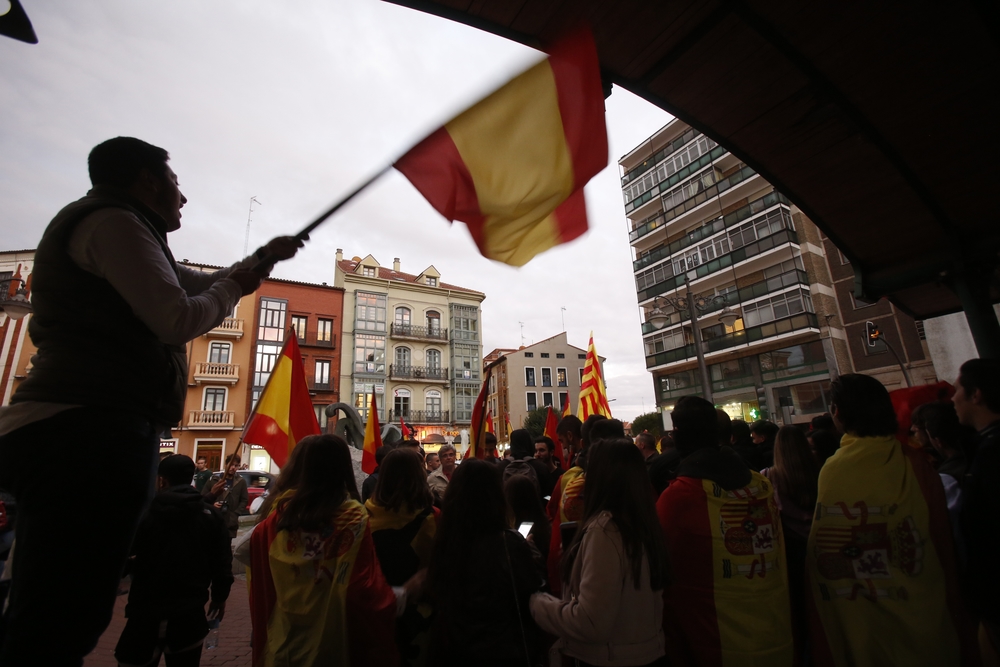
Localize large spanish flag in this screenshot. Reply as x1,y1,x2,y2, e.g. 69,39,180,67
577,333,612,420
394,28,607,267
242,332,320,468
361,392,383,474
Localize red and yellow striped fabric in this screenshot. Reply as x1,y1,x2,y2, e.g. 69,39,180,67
361,392,383,474
657,471,794,667
542,406,565,469
577,333,612,420
242,333,320,468
545,466,585,596
394,28,607,267
248,499,397,667
465,373,492,460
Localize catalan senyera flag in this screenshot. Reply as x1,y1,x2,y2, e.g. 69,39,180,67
361,393,383,474
807,434,979,667
394,28,607,267
242,332,320,468
577,332,612,420
466,371,492,460
543,406,565,469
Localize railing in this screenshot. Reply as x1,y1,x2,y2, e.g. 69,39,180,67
311,382,334,392
621,126,702,186
634,192,791,272
452,368,480,381
645,312,819,369
637,228,799,303
630,164,759,242
391,323,448,341
193,362,239,384
624,144,729,213
207,318,243,337
761,359,829,384
188,410,235,428
388,409,451,423
390,365,449,381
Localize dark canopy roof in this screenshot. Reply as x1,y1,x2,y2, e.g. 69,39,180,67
386,0,1000,319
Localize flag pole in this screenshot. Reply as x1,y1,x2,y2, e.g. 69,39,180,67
251,163,394,272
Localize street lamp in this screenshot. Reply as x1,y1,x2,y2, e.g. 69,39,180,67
648,275,739,405
0,278,32,321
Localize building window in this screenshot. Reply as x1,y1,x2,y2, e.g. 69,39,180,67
353,383,383,422
541,368,552,387
540,352,550,358
851,293,877,309
579,368,585,385
394,388,411,418
454,384,475,422
314,360,331,388
742,288,814,327
426,390,442,417
452,344,478,380
426,349,442,369
254,343,282,387
557,368,567,387
317,318,333,344
915,320,926,340
203,387,226,411
558,391,569,410
258,298,286,341
427,277,438,287
314,405,329,429
362,266,376,277
526,392,537,412
290,315,308,341
354,333,386,374
524,352,534,358
556,353,565,359
395,346,411,368
525,368,536,387
543,392,553,407
426,310,441,334
394,307,411,326
356,292,386,331
208,342,231,364
645,327,689,355
578,353,586,359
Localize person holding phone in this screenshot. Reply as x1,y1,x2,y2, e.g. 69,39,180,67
204,454,247,538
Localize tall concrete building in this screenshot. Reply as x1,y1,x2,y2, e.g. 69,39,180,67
334,251,485,447
622,120,935,426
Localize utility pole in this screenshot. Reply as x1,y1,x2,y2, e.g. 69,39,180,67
561,307,566,332
244,196,261,257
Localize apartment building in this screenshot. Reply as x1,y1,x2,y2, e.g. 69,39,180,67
484,332,600,436
622,120,934,427
334,251,485,445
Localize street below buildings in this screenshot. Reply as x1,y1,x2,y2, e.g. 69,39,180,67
84,575,252,667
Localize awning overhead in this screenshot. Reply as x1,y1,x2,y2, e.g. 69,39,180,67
386,0,1000,320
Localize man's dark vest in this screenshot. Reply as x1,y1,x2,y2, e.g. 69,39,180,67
12,187,187,425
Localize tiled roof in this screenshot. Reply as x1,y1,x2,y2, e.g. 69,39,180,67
337,260,482,295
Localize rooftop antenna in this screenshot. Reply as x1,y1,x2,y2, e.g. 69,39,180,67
243,196,261,257
561,306,566,332
518,321,525,347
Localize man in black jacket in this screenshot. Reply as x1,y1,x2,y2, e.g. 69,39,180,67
115,454,233,667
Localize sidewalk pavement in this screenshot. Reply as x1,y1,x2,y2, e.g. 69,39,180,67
84,575,252,667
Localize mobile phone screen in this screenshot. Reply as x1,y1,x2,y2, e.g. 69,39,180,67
517,521,533,538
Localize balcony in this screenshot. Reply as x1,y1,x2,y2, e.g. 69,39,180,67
388,409,451,424
206,318,243,339
621,126,701,187
646,312,820,369
630,164,758,242
193,362,239,385
188,410,235,429
390,323,448,342
390,365,450,382
624,144,729,214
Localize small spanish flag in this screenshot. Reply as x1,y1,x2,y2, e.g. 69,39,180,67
466,372,493,460
578,332,612,420
561,392,572,418
485,410,496,435
543,406,565,469
242,331,320,468
361,392,383,474
394,28,607,267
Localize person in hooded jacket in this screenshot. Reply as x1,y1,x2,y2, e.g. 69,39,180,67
656,396,794,667
115,454,233,667
499,429,552,502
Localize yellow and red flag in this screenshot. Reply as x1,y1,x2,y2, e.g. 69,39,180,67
504,410,513,437
543,406,565,469
561,392,572,418
361,392,383,474
466,371,493,460
394,28,607,267
242,332,320,468
577,332,612,420
485,410,496,435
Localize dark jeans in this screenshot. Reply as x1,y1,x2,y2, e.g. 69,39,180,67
0,407,159,666
115,609,208,667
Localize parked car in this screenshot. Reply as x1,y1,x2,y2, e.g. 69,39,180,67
206,470,275,512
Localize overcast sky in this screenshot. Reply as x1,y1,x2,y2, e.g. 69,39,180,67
0,0,673,421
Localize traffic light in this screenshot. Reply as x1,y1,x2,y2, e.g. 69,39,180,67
866,321,881,347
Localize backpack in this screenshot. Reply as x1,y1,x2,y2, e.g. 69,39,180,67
503,458,540,489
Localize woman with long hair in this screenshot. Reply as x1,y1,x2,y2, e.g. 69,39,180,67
428,458,543,666
530,438,668,667
763,425,819,658
248,434,400,666
368,448,438,667
504,474,551,563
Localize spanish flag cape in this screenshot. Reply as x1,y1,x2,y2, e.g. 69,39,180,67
657,466,794,666
545,466,585,596
248,497,398,667
807,434,979,667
